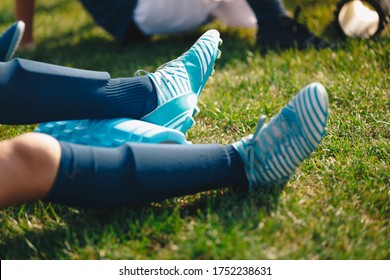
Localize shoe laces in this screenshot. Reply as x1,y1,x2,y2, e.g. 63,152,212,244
246,112,300,187
135,55,185,81
135,69,149,76
251,111,299,163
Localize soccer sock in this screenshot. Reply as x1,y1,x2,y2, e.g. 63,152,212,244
44,141,248,208
0,58,157,124
246,0,288,31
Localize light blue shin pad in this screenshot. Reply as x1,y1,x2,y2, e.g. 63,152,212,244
36,118,190,147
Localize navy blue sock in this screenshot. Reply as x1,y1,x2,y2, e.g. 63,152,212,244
0,58,157,124
246,0,288,31
44,141,248,208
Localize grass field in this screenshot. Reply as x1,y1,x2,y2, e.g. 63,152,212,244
0,0,389,260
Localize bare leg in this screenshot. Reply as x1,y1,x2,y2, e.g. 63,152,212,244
15,0,35,49
0,132,61,209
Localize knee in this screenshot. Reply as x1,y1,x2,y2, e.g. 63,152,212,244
10,133,38,165
9,133,61,193
11,132,61,170
0,133,61,207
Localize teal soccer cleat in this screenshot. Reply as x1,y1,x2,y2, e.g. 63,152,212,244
0,21,25,62
36,118,190,147
233,83,329,190
36,30,222,147
140,29,222,133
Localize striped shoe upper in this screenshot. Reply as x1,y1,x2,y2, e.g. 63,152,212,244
141,29,222,133
147,61,192,106
233,83,329,190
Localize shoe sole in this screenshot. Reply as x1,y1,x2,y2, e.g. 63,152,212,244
36,118,190,147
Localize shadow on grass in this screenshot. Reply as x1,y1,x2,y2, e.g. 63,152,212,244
0,185,284,259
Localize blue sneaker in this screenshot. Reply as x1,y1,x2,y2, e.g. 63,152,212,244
36,118,190,147
0,21,25,62
140,29,222,133
36,30,222,147
233,83,329,190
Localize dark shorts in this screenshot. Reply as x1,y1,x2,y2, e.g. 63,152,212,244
79,0,149,43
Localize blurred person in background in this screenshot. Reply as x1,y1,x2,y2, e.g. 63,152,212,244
15,0,327,51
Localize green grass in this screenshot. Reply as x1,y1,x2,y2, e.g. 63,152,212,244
0,0,389,259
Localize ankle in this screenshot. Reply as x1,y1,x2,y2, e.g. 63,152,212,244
105,76,157,119
226,145,249,189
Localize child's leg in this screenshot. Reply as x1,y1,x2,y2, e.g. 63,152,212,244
211,0,258,28
44,141,247,208
0,83,328,210
0,133,61,208
0,132,247,209
245,0,287,30
44,83,328,208
246,0,328,49
1,123,315,209
15,0,35,48
0,58,156,124
0,29,221,132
